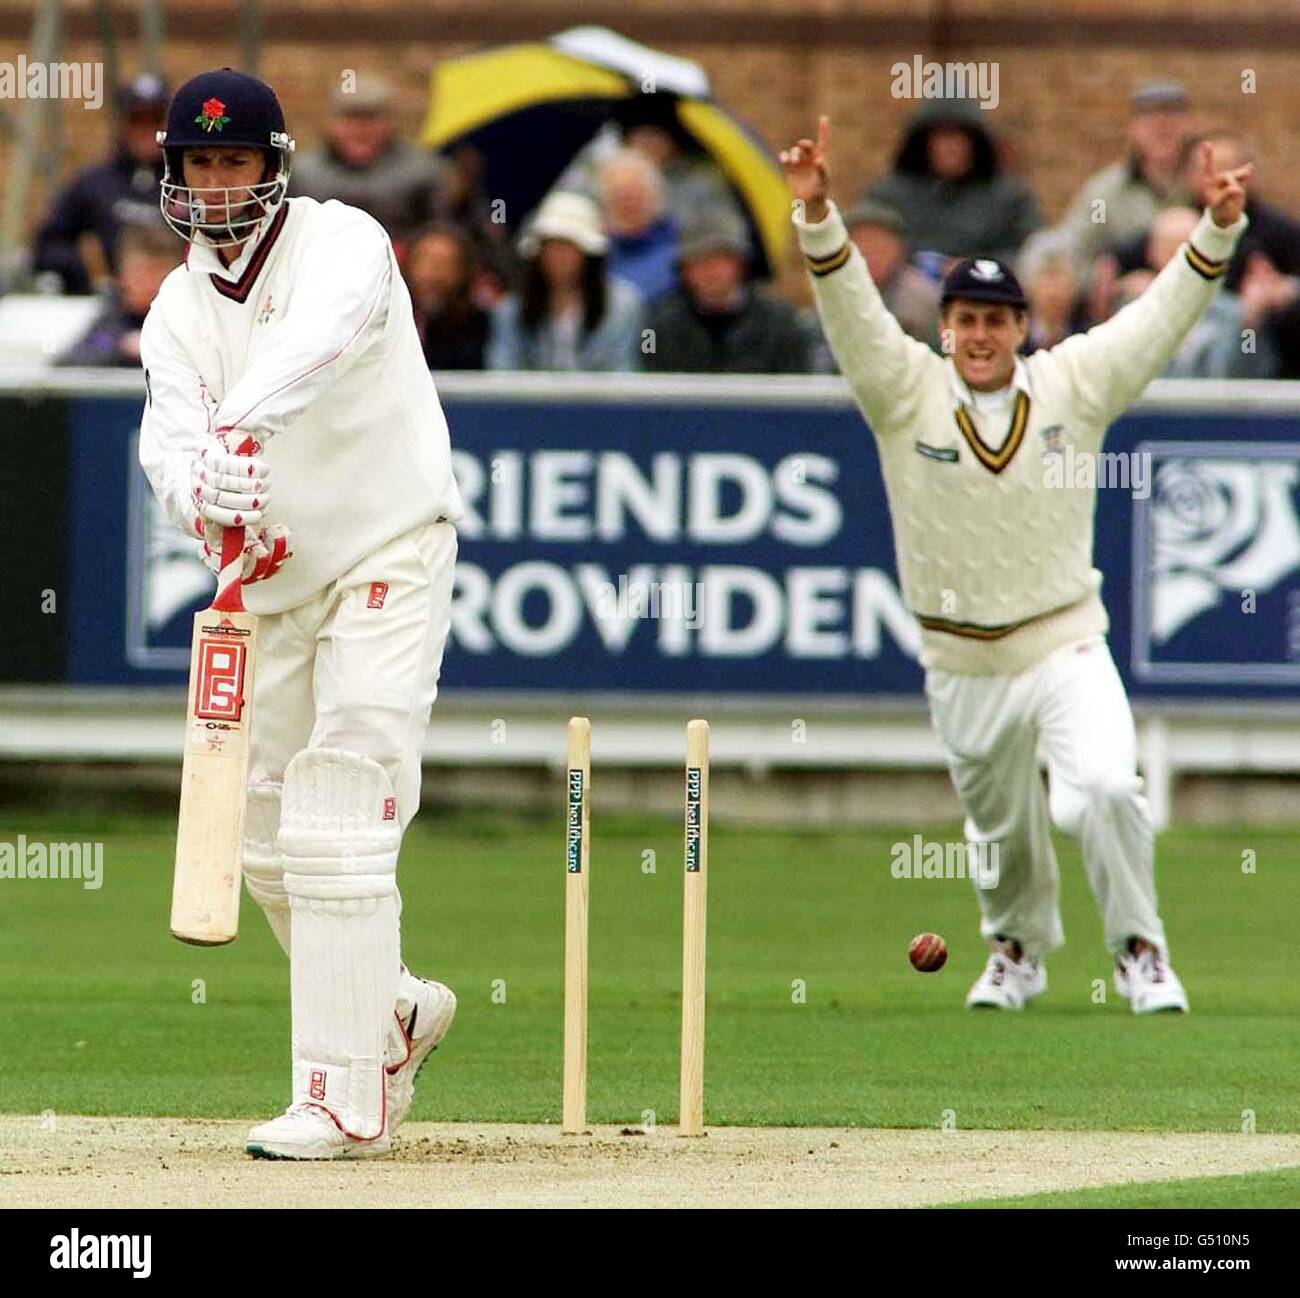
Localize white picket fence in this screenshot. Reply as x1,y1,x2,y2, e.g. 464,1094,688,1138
2,686,1298,830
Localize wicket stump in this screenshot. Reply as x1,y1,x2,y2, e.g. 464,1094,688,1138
562,717,710,1136
562,716,591,1135
680,719,709,1137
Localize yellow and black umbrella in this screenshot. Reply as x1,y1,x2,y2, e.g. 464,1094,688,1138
421,25,790,277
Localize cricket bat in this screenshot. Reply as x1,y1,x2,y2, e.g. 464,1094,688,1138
170,524,258,946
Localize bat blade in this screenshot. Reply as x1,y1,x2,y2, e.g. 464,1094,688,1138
170,605,258,946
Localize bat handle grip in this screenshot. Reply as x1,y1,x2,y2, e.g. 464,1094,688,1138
211,528,246,613
209,433,259,615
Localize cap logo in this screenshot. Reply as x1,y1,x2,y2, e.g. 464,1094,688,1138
195,97,230,133
970,259,1004,282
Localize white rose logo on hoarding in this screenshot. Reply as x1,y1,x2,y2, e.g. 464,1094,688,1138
1150,458,1300,642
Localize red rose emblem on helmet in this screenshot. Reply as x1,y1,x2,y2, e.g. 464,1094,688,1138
195,97,231,132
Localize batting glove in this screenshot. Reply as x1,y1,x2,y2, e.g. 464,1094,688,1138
198,522,293,584
191,431,271,529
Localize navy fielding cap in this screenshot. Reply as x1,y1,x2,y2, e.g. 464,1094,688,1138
940,257,1027,310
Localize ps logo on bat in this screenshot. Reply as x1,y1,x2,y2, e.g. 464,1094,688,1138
194,638,248,722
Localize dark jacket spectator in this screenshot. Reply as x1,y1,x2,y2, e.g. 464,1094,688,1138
644,209,810,374
56,223,181,367
31,74,169,294
288,75,448,253
405,223,491,370
438,143,520,300
864,98,1042,263
1234,251,1300,378
1252,290,1300,379
487,193,644,372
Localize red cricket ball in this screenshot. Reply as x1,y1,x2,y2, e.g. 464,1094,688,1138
909,932,948,972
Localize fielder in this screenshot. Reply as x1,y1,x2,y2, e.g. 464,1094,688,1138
139,69,464,1156
783,117,1252,1013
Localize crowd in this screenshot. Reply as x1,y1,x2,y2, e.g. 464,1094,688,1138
24,72,1300,378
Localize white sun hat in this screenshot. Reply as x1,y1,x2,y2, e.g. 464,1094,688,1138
518,191,608,257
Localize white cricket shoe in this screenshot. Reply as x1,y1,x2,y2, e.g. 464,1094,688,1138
1115,942,1188,1014
246,1102,391,1161
385,976,457,1132
966,943,1047,1010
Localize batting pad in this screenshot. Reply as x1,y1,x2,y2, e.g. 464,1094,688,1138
242,781,290,957
280,748,401,1140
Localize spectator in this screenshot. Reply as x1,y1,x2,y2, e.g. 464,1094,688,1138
1239,252,1300,378
599,149,679,302
56,223,181,367
618,98,740,233
552,96,741,237
1055,80,1192,265
807,200,940,371
1104,132,1300,376
863,98,1042,263
846,199,940,344
487,192,644,372
644,208,810,374
289,75,448,252
439,143,519,300
405,223,491,370
31,74,169,294
1234,252,1292,378
1112,208,1245,378
1017,230,1088,353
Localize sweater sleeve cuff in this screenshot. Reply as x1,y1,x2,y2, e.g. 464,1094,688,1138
1188,209,1249,270
793,199,851,261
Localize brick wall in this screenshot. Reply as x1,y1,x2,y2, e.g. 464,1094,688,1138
2,0,1297,284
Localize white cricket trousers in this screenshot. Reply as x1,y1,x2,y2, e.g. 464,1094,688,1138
247,520,457,825
923,635,1167,959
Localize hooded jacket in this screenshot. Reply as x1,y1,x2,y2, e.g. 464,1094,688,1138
864,99,1043,264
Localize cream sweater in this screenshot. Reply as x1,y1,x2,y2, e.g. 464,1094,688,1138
795,201,1247,675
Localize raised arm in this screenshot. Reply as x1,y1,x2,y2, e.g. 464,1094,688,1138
782,117,944,433
1051,147,1253,431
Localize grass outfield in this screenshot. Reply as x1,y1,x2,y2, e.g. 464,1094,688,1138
0,810,1297,1131
943,1166,1300,1208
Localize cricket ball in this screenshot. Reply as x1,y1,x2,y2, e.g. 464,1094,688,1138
909,932,948,972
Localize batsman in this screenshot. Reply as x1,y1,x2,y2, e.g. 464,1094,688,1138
139,70,463,1156
784,117,1252,1014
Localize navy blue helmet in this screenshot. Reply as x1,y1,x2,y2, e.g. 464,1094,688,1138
158,69,295,247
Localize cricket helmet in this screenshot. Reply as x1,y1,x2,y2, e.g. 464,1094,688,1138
157,68,295,248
